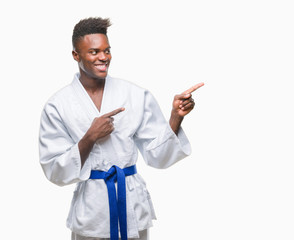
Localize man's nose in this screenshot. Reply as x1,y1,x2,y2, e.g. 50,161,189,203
98,52,107,61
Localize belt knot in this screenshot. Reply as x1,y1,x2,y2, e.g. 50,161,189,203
104,165,121,183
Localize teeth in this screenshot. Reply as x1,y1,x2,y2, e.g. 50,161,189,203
96,64,107,71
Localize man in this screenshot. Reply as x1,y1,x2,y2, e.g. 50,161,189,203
39,17,203,240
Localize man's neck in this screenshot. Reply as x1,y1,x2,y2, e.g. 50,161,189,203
79,72,106,93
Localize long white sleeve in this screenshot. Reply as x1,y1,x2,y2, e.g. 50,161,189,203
134,91,191,169
39,100,91,186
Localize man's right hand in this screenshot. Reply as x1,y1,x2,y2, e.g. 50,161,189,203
78,107,125,167
87,107,125,141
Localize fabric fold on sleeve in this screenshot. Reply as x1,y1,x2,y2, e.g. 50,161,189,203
134,91,192,169
39,101,91,186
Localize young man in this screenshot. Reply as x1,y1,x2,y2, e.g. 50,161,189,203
39,17,203,240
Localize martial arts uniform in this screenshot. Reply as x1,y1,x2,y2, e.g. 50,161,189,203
39,73,191,239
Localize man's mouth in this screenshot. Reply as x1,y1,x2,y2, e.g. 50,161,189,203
95,63,108,72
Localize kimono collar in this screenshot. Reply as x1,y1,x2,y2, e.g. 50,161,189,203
72,72,111,117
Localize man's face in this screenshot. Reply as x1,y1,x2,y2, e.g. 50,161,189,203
73,33,112,80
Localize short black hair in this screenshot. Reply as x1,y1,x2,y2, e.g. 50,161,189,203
72,17,112,49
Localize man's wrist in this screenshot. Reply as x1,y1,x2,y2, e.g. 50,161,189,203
169,111,184,135
78,132,96,167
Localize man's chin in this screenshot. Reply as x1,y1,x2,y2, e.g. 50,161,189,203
93,71,108,80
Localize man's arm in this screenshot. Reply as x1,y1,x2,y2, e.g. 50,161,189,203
78,108,125,167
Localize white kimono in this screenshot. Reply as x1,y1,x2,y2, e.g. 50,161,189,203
39,73,191,238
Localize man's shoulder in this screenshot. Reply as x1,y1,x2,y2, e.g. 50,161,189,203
47,84,73,103
108,75,147,93
42,81,76,114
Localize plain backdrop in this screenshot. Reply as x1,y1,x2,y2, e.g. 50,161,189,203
1,0,294,239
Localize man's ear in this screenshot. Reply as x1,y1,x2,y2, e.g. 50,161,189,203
72,50,80,62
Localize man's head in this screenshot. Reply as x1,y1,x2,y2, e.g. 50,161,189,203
72,17,111,50
72,17,112,80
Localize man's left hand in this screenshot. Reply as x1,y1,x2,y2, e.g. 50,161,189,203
172,82,204,117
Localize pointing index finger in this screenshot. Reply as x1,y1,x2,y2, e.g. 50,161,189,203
182,82,204,94
103,107,125,118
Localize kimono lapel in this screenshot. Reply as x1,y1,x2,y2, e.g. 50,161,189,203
71,73,110,119
99,75,119,115
99,75,110,115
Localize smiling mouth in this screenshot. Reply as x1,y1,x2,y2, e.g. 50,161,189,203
95,63,108,72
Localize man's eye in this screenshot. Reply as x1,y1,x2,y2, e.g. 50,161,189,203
90,50,97,55
105,49,111,54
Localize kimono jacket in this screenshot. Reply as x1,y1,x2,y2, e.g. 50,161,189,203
39,73,191,238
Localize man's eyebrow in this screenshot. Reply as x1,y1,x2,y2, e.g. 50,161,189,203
88,46,111,51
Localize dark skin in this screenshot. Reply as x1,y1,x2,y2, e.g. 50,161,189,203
72,33,204,167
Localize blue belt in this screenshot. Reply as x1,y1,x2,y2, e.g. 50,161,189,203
89,165,137,240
